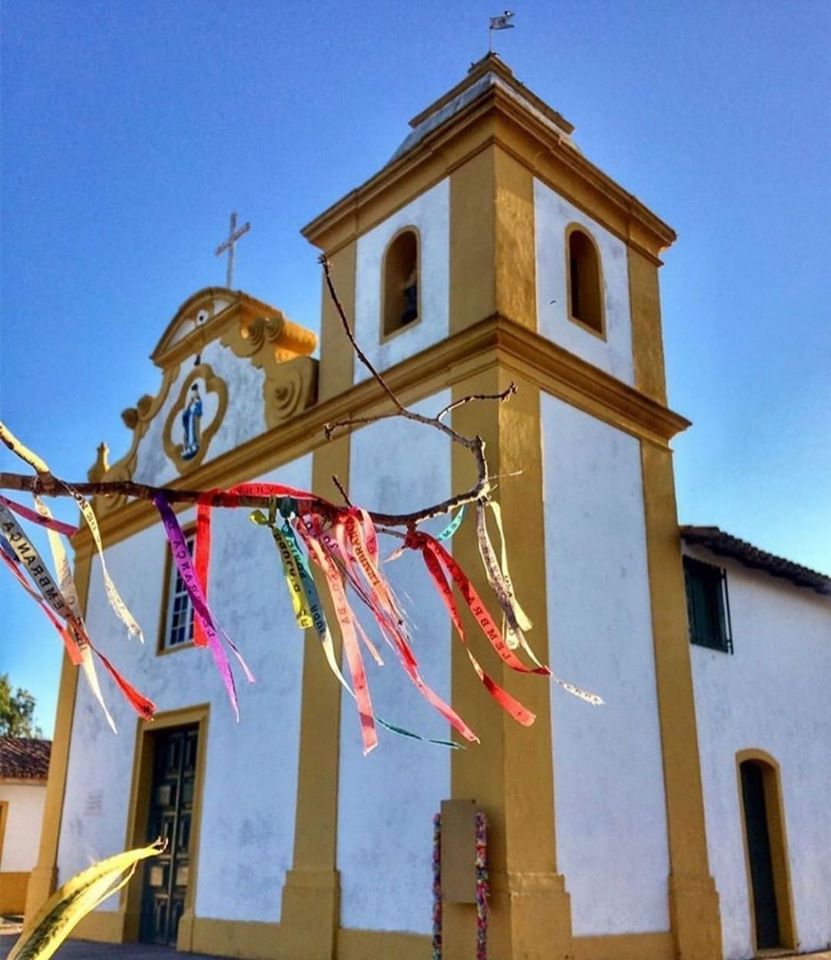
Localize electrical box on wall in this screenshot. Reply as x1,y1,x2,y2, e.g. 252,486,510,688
440,798,478,904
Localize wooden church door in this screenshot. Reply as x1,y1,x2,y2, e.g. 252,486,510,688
140,724,199,945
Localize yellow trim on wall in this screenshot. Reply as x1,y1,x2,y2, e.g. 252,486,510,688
446,366,573,957
627,247,669,406
71,908,124,944
188,917,282,959
71,314,689,557
0,800,7,866
317,241,357,402
574,931,673,960
22,547,92,923
0,871,29,915
278,425,352,958
735,749,797,953
494,147,537,331
337,927,429,960
640,443,722,959
450,146,497,333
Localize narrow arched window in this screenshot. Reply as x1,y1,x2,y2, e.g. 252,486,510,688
567,227,604,335
382,228,419,337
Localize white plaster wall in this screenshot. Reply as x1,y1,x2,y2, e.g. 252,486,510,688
542,394,669,934
353,180,449,383
0,783,46,872
338,391,452,933
534,180,635,385
57,457,310,922
133,337,268,487
688,548,831,959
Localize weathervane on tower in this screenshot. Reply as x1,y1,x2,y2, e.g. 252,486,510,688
215,211,251,289
488,10,515,52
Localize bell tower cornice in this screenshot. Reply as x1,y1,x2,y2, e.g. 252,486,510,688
302,57,676,263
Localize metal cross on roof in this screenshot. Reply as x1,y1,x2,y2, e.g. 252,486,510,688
215,211,251,289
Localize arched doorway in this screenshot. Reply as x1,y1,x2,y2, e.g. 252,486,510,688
737,751,796,952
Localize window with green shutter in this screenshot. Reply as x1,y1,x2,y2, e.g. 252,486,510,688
683,556,733,653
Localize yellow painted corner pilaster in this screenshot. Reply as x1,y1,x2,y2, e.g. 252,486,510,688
318,242,357,401
628,249,669,406
450,147,497,334
279,433,350,960
0,872,29,915
640,443,721,960
337,928,429,960
188,917,283,960
446,366,572,960
574,931,673,960
494,147,537,331
23,548,92,923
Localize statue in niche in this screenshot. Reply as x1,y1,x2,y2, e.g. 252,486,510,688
181,383,203,460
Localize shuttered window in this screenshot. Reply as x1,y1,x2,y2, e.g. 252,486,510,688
683,556,733,653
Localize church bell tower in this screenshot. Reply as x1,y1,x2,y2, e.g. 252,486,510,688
298,54,722,960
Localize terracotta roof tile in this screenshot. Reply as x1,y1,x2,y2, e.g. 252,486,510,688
680,526,831,596
0,737,52,780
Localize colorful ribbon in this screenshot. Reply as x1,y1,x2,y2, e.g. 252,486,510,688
475,811,489,960
0,501,153,724
153,493,252,721
0,421,143,642
432,812,442,960
252,507,459,750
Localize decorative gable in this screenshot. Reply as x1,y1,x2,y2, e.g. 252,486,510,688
88,287,319,511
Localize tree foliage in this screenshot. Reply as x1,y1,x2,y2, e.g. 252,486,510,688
0,673,43,737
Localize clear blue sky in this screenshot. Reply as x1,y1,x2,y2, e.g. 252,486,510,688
1,0,829,735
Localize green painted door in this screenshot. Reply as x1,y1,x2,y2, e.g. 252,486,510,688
741,761,780,949
140,725,198,945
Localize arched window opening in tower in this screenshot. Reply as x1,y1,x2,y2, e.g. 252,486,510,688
567,227,604,336
383,228,420,337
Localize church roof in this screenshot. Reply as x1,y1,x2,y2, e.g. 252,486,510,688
303,54,676,257
680,526,831,595
0,737,51,780
392,53,575,161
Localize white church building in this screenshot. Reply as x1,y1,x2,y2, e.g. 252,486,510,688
24,55,830,960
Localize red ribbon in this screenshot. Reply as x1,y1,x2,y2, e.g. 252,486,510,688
406,531,551,677
0,495,78,537
417,539,536,726
0,550,154,717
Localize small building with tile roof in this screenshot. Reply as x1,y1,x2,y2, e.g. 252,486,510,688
0,737,51,916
